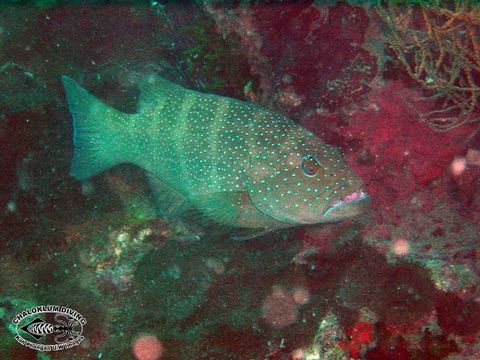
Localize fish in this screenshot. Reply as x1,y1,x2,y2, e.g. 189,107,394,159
62,74,369,238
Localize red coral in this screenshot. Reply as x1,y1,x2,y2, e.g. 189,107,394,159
436,292,480,336
339,81,472,221
254,2,376,111
340,321,375,359
207,3,377,111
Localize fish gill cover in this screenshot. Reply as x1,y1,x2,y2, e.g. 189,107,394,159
0,1,479,360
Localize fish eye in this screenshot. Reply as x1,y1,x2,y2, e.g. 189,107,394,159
301,155,320,177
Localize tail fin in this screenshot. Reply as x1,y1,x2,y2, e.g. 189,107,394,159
62,76,129,180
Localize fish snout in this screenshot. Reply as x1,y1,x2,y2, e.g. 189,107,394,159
322,189,370,219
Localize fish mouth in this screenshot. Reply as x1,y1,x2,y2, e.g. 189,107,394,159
323,189,369,217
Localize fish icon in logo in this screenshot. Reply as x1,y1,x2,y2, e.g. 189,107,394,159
20,314,81,344
12,305,86,351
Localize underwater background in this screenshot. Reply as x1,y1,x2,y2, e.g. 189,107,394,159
1,1,480,359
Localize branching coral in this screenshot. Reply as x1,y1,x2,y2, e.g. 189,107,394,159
377,4,480,132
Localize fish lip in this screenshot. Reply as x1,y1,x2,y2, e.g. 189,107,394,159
324,189,369,215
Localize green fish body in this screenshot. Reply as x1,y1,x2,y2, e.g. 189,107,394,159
62,74,369,234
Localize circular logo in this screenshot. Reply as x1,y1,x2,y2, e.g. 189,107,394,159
12,305,86,351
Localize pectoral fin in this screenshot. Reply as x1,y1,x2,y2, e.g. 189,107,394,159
192,191,245,227
192,191,285,230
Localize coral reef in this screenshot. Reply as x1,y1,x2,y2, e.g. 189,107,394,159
205,2,378,115
0,2,479,359
378,3,480,132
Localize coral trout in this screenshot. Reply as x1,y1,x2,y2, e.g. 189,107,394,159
62,74,369,238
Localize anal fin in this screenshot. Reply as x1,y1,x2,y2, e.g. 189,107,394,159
145,172,187,217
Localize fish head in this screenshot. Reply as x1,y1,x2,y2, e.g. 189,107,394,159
246,132,370,226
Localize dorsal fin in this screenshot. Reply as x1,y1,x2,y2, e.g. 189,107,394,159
137,74,185,113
